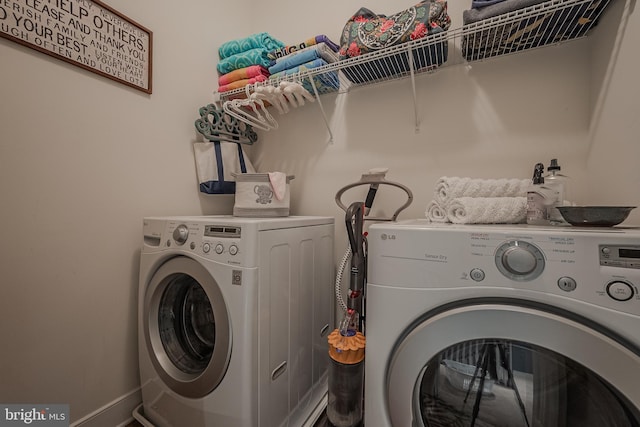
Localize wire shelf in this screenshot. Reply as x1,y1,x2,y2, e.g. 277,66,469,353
218,0,614,103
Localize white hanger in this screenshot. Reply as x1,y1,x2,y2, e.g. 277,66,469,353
253,84,288,114
280,81,315,107
223,86,279,131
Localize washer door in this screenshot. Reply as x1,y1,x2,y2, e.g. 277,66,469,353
387,299,640,427
144,256,231,398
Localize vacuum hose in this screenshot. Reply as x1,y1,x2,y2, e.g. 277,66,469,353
335,246,351,313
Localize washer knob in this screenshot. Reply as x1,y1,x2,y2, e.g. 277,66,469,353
495,240,545,281
173,225,189,245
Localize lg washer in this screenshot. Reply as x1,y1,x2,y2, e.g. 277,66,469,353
135,216,334,427
365,220,640,427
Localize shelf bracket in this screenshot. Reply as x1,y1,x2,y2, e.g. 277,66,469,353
307,75,334,143
407,45,420,133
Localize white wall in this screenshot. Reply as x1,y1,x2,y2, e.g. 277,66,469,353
587,0,640,221
0,0,637,424
0,0,251,423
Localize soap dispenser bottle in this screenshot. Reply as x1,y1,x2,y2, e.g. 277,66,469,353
545,158,569,225
526,163,551,225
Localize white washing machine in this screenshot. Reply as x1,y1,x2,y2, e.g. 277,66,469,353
136,215,334,427
364,220,640,427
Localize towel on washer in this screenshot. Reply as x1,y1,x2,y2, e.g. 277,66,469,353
434,176,530,206
446,197,527,224
425,200,449,223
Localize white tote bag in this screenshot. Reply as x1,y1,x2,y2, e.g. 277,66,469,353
193,142,256,194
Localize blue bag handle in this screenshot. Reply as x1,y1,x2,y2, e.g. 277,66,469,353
200,142,248,194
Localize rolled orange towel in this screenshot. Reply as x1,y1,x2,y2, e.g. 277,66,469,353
218,65,269,86
218,74,268,93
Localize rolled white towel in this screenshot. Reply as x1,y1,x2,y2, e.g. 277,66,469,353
425,200,449,223
434,177,530,206
447,197,527,224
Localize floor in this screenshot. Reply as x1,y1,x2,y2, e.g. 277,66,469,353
126,408,334,426
313,410,331,427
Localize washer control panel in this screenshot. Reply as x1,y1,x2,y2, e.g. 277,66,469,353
151,220,247,265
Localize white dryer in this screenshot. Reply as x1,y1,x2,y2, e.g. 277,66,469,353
136,216,334,427
365,220,640,427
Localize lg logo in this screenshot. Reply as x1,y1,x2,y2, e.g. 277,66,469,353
380,233,396,241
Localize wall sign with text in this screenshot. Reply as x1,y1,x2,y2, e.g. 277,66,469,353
0,0,153,94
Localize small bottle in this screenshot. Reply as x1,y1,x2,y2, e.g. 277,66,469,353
526,163,551,225
545,159,569,225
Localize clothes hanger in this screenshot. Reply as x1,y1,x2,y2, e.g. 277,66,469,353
250,95,279,129
279,81,315,107
222,98,267,131
253,84,288,114
195,103,258,144
223,89,279,131
220,85,273,131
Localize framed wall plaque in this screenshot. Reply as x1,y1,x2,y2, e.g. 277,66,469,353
0,0,153,94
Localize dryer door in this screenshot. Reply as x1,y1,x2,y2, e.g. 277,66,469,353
144,256,231,398
386,299,640,427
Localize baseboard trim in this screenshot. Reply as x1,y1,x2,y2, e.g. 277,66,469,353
71,388,142,427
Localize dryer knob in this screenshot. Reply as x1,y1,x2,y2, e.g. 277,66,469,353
495,240,545,281
502,247,537,274
173,224,189,245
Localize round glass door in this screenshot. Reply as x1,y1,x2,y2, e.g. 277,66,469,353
144,256,231,398
386,300,640,427
158,275,215,374
417,339,640,427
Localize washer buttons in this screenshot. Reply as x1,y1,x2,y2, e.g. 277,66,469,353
229,245,239,256
606,281,634,302
203,243,211,253
215,244,224,254
557,277,577,292
470,268,485,282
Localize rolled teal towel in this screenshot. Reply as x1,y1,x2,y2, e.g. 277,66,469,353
217,47,273,75
218,33,285,59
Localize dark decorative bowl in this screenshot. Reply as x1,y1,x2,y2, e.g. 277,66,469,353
557,206,636,227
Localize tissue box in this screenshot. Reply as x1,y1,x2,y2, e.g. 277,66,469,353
232,173,294,217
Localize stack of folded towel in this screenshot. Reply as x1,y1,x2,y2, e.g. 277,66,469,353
216,33,285,93
266,35,341,95
425,176,531,224
463,0,546,25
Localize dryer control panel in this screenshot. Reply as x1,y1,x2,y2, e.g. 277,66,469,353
599,244,640,269
367,221,640,317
